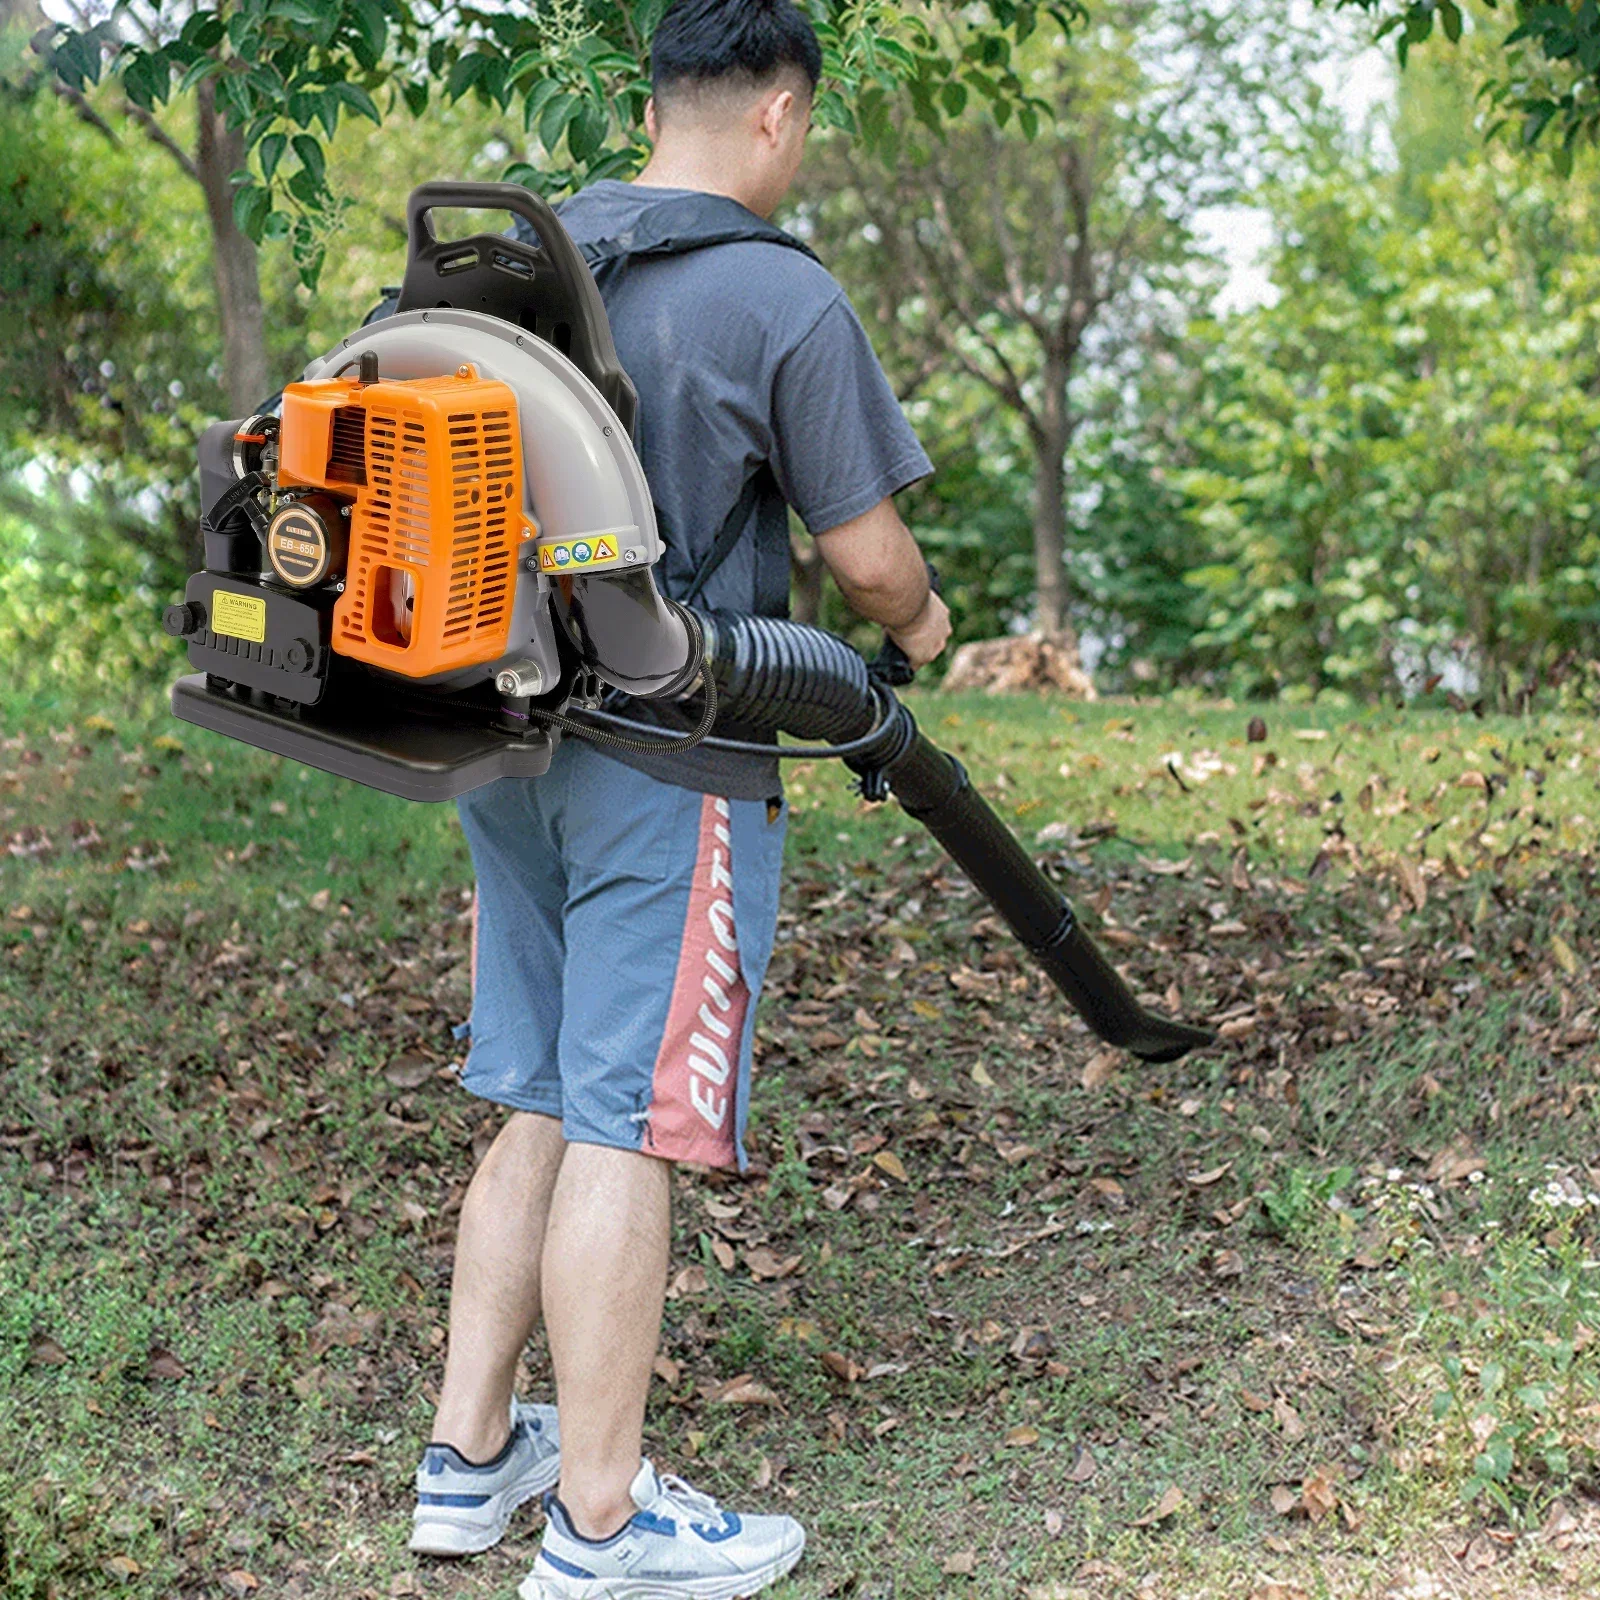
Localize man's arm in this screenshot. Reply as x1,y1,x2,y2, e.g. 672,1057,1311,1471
813,498,952,670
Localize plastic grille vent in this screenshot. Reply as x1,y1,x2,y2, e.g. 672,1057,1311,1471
333,378,522,675
441,408,515,642
327,406,368,486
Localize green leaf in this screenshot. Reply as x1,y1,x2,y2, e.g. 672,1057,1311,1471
1524,101,1559,146
402,79,429,118
348,0,389,70
316,88,341,139
258,131,288,182
522,77,563,133
940,80,967,119
177,57,222,96
333,81,382,126
286,165,323,207
122,51,174,112
448,52,489,101
233,182,272,243
567,100,608,163
291,133,325,190
539,91,577,153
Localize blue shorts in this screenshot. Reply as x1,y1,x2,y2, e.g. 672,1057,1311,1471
455,738,787,1171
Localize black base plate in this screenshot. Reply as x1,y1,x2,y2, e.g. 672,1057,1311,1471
171,674,555,802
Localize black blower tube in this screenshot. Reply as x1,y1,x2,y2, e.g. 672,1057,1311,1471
695,613,1214,1064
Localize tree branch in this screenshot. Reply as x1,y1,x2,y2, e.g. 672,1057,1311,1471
122,98,199,182
51,80,118,142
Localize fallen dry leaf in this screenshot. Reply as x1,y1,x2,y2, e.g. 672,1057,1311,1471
1395,853,1427,913
1269,1484,1299,1517
712,1373,781,1407
1551,933,1580,978
1300,1467,1339,1523
102,1555,142,1580
821,1350,864,1384
1080,1049,1119,1091
384,1053,435,1089
667,1265,707,1299
147,1346,188,1381
1187,1162,1233,1188
1044,1508,1064,1537
220,1573,260,1599
1272,1395,1307,1442
942,1549,978,1577
1134,1485,1185,1526
873,1150,908,1183
1005,1425,1040,1447
711,1237,736,1272
652,1354,681,1386
1068,1446,1099,1483
28,1333,68,1367
745,1247,799,1281
1543,1499,1579,1548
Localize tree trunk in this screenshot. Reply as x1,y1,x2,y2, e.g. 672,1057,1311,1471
1031,358,1071,638
790,530,826,626
195,78,269,415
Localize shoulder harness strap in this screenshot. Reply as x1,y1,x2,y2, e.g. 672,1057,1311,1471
570,193,818,607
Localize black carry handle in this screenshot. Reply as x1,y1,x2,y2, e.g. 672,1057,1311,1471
868,561,943,688
397,180,638,434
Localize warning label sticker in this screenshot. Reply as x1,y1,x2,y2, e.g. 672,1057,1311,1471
539,534,622,573
212,589,268,644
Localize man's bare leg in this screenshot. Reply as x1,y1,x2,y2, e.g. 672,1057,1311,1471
541,1142,671,1538
431,1110,567,1462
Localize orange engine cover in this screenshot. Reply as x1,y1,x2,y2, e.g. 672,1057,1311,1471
277,368,531,678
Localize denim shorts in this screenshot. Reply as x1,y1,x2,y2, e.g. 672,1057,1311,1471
455,737,787,1171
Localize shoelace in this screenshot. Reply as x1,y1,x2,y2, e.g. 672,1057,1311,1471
653,1472,727,1529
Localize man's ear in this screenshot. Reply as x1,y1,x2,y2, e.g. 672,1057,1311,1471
644,95,661,142
760,87,797,146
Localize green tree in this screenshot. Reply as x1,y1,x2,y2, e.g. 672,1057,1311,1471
1173,146,1600,701
37,2,1082,412
801,0,1331,641
1330,1,1600,170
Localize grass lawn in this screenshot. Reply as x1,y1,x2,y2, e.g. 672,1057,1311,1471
5,686,1600,1599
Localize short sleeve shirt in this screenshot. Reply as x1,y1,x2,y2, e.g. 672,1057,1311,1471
553,181,933,800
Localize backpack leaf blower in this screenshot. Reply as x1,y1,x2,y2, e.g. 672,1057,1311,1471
165,182,1212,1065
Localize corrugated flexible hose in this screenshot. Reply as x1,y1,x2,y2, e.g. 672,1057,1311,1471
694,614,1214,1064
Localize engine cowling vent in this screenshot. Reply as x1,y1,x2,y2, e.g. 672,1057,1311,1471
276,368,530,679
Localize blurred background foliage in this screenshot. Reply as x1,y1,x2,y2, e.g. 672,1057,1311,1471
5,2,1600,707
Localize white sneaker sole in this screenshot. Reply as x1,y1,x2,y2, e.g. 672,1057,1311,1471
518,1538,805,1600
410,1456,563,1557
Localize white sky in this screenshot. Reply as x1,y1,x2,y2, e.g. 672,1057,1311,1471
1198,45,1396,313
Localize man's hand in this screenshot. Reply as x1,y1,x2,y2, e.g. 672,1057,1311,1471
814,497,952,672
888,590,952,670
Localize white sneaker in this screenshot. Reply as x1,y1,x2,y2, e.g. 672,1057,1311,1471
521,1459,805,1600
410,1401,562,1556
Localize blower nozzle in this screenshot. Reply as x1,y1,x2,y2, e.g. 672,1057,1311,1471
694,612,1214,1064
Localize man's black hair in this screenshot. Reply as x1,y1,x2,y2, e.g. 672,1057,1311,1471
651,0,823,107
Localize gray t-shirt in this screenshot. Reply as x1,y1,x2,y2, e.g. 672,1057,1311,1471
554,181,933,800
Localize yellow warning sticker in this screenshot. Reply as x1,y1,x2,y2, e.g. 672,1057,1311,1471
212,589,267,644
539,534,623,573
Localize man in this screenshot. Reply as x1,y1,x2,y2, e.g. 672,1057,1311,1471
409,2,951,1594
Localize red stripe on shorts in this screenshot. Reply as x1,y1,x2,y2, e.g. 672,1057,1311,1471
645,795,748,1168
